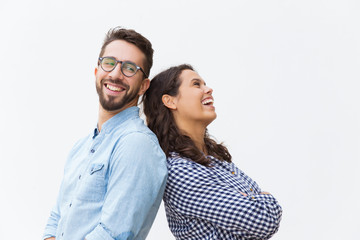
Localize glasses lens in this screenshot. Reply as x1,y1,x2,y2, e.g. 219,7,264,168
121,62,137,76
101,57,116,71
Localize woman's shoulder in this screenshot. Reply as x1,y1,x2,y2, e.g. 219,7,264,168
166,152,217,188
167,152,193,166
167,152,209,172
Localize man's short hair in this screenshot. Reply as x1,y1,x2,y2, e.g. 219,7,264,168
99,27,154,77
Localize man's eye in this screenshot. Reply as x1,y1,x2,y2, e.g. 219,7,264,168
123,63,136,73
103,59,115,66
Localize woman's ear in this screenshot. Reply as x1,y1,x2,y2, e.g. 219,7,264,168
162,94,177,110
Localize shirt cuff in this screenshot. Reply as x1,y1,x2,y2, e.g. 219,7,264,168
85,224,114,240
43,227,57,240
43,234,56,240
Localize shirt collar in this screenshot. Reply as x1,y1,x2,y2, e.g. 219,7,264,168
93,128,99,139
93,106,139,137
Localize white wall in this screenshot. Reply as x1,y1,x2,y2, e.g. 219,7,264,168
0,0,359,239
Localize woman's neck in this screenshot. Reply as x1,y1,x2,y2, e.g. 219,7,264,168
176,120,207,154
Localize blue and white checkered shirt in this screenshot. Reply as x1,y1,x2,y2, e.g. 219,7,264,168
163,152,282,240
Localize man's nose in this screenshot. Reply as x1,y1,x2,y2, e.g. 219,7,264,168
108,63,124,79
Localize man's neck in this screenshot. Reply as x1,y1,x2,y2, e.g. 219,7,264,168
97,104,135,132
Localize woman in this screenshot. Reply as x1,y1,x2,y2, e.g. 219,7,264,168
143,64,282,239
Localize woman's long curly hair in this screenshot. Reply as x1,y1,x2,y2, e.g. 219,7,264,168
143,64,231,166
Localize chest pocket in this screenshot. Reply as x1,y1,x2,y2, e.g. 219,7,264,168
76,163,106,202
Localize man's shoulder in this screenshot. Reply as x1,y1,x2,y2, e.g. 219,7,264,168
114,116,157,141
108,118,163,156
110,119,166,164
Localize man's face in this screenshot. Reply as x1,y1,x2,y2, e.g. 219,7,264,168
95,40,149,112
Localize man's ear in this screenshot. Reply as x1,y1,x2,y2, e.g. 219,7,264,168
138,78,150,96
94,67,98,76
162,94,177,110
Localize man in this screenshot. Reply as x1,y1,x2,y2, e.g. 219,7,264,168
43,27,167,240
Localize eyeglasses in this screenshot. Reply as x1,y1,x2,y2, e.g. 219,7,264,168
98,57,148,78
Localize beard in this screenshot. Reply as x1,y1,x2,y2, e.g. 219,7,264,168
96,78,140,111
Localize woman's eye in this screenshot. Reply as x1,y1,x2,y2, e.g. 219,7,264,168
193,81,200,86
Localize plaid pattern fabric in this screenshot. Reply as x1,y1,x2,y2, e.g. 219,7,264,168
163,152,282,240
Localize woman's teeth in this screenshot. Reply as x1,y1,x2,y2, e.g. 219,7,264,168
202,99,214,105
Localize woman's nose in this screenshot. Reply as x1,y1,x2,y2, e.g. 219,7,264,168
204,85,213,94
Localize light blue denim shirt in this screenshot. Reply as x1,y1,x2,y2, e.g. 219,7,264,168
43,106,167,240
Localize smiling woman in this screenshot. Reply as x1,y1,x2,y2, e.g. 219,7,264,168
143,64,282,240
166,69,217,146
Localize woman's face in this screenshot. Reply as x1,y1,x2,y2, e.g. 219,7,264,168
171,69,217,127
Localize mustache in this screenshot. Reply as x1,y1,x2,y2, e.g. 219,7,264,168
101,78,129,90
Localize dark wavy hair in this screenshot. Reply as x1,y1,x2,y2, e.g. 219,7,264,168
99,26,153,77
143,64,231,166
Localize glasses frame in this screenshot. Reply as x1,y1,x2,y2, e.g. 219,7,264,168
98,57,148,78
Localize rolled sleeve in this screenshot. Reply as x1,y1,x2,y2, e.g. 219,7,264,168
43,209,59,239
43,185,62,239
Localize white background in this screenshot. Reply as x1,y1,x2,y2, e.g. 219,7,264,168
0,0,359,239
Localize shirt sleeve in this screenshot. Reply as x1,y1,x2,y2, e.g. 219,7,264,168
165,159,282,239
85,132,167,240
43,138,84,240
43,203,60,239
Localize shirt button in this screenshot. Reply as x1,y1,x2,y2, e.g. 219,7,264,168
78,175,81,179
231,171,235,174
91,149,95,153
69,203,72,207
250,188,253,191
252,196,255,200
62,233,64,236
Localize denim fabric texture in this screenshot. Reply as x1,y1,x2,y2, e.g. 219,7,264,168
43,107,167,240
